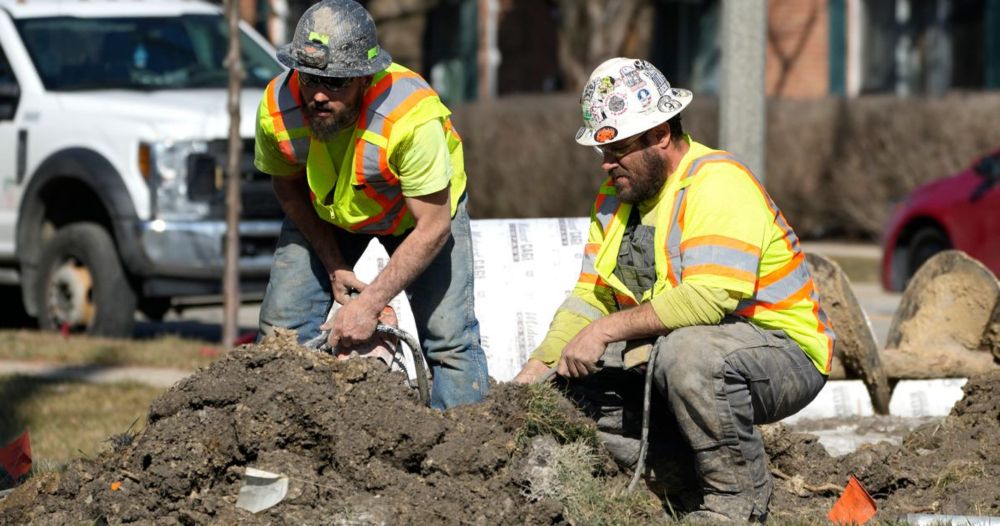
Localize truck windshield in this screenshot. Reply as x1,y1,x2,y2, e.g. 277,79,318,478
15,14,283,91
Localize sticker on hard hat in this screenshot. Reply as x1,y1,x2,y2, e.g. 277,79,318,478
575,127,588,141
607,94,627,115
620,66,644,90
657,96,681,113
594,126,618,143
589,103,607,123
596,77,616,97
637,88,652,108
649,69,670,95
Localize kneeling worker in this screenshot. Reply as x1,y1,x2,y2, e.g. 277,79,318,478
513,58,834,522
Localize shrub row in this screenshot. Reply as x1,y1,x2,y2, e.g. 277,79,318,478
453,92,1000,239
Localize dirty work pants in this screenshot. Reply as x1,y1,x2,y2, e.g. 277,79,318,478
567,318,826,521
258,196,490,410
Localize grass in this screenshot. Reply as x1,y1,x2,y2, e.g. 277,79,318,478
0,375,166,467
0,330,224,369
934,460,987,490
516,383,663,525
530,440,665,526
516,382,598,448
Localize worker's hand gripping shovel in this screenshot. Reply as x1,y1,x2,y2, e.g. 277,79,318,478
304,293,431,406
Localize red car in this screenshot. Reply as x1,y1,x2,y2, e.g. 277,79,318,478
881,148,1000,291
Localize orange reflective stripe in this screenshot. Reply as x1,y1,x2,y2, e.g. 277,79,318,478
577,273,611,288
737,279,813,317
265,76,300,166
353,138,395,208
443,118,462,142
681,263,756,284
615,292,637,307
757,251,804,289
680,235,761,257
816,299,835,372
584,243,600,256
288,70,303,105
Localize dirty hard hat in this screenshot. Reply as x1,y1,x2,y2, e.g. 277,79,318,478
575,57,693,147
277,0,392,78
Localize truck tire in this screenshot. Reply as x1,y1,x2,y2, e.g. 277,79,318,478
34,222,137,337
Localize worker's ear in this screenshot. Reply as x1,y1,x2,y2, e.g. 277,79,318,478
650,124,671,149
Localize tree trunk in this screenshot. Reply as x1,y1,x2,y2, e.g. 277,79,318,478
223,0,245,348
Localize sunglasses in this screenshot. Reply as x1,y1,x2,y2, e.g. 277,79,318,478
593,132,646,159
298,72,354,92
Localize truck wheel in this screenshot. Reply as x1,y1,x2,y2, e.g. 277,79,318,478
906,227,951,285
35,223,137,337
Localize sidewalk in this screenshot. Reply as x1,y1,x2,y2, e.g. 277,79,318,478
0,360,191,388
800,241,881,259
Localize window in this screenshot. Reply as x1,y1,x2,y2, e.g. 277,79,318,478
14,15,281,91
0,46,19,120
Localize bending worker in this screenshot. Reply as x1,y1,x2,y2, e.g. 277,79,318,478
254,0,489,410
513,58,834,522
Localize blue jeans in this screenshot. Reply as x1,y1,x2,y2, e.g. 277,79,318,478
258,196,490,410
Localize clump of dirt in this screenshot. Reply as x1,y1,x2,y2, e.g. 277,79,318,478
0,330,590,525
767,369,1000,521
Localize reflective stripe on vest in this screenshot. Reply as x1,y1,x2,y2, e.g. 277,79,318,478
573,186,637,309
349,67,455,234
732,170,836,367
264,70,310,165
665,152,763,288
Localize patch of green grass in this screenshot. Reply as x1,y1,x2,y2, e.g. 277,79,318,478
0,330,222,369
525,440,665,526
516,382,598,448
934,460,987,490
0,375,165,466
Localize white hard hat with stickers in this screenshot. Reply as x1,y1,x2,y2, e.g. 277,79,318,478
575,57,693,147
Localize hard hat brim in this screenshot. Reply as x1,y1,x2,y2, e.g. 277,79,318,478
576,89,693,147
277,44,392,78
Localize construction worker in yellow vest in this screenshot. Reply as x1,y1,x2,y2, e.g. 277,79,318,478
513,58,835,521
254,0,489,410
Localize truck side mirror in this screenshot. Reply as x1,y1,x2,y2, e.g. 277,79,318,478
0,81,19,120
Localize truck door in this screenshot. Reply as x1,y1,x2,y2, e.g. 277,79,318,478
0,42,21,256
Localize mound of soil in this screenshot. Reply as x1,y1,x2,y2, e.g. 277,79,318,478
3,328,998,523
0,331,580,525
767,370,1000,521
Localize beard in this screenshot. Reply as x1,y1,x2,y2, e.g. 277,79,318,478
613,149,667,203
305,102,360,141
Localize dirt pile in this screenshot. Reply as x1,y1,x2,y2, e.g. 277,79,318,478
3,330,999,523
766,369,1000,521
0,331,588,525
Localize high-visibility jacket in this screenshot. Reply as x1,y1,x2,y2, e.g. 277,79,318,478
537,139,835,373
257,63,467,235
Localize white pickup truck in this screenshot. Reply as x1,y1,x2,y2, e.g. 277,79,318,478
0,0,286,336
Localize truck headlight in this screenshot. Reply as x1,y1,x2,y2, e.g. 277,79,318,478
147,140,210,220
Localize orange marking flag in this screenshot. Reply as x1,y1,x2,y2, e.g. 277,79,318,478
0,430,32,480
827,475,877,525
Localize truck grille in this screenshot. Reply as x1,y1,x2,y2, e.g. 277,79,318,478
186,139,283,220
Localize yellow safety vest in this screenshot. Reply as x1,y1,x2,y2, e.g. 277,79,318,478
568,142,835,373
260,63,467,235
